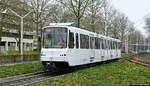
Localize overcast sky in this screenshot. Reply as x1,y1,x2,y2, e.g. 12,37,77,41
110,0,150,35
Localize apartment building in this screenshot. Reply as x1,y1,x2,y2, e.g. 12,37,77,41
0,30,36,52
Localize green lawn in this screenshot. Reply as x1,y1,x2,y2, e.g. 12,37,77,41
35,61,150,86
0,62,44,78
121,53,136,57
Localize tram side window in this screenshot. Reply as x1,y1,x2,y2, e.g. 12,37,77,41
115,42,117,49
105,40,108,49
98,38,100,49
85,35,89,49
95,38,99,49
107,40,110,49
114,42,117,49
99,38,101,49
112,41,114,49
112,41,115,49
118,42,121,49
90,37,95,49
100,38,103,49
108,40,111,49
80,34,89,49
76,33,79,48
117,42,119,49
110,41,112,49
102,39,105,49
69,32,74,48
119,42,121,49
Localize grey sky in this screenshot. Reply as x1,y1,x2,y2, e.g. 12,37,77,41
110,0,150,35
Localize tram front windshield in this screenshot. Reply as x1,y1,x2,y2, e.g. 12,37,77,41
43,27,67,48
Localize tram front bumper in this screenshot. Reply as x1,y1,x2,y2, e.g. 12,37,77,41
41,57,66,62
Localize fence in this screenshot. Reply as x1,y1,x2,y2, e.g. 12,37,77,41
121,42,150,53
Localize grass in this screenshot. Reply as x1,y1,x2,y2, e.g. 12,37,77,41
34,61,150,86
121,52,136,57
0,60,40,65
148,53,150,56
0,62,44,78
7,50,39,54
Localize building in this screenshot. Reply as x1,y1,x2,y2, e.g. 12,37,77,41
0,30,36,52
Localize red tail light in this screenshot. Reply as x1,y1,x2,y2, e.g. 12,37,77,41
64,54,66,56
41,54,46,56
60,54,66,56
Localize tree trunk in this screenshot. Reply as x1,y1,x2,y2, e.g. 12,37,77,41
36,21,40,52
19,26,21,53
0,13,3,55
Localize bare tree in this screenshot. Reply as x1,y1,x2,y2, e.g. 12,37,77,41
114,13,128,41
129,30,144,43
28,0,51,52
99,1,117,36
144,15,150,33
57,0,90,28
86,0,106,32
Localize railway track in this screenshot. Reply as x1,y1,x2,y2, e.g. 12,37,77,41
120,53,150,68
126,57,150,68
0,70,72,86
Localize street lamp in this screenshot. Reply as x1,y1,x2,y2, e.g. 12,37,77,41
2,8,32,60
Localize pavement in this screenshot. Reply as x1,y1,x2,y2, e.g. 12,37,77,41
0,61,40,66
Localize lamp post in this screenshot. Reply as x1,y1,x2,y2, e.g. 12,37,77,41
2,8,32,60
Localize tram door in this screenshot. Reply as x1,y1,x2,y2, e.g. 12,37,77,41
90,37,95,62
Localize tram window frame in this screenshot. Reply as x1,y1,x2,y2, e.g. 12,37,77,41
76,33,79,48
69,31,74,48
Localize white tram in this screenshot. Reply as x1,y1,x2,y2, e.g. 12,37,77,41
41,23,121,69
